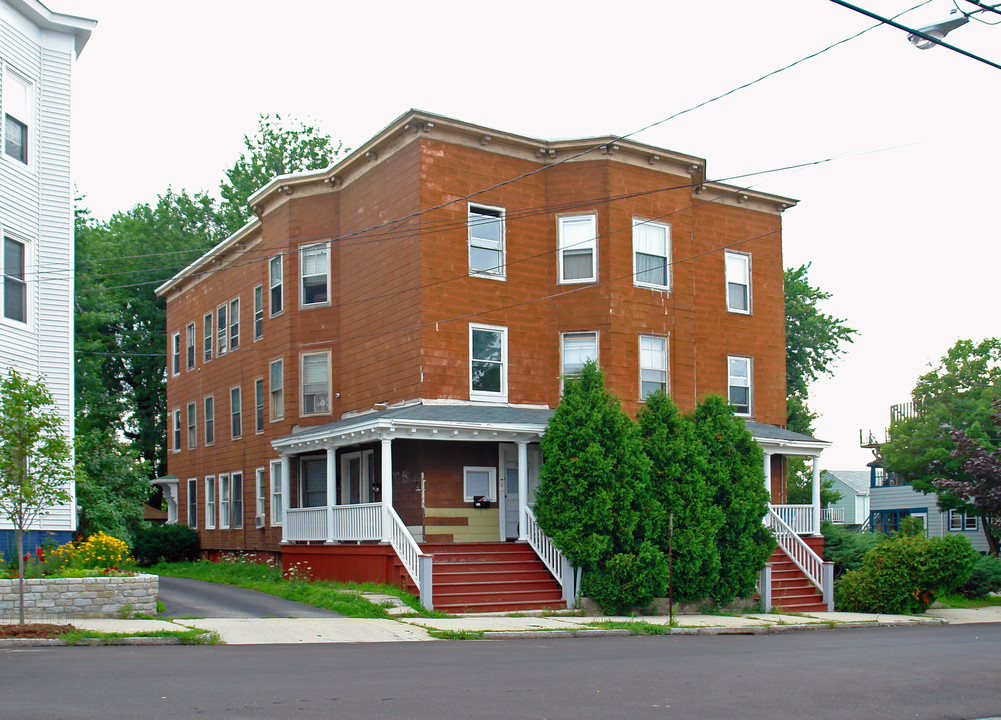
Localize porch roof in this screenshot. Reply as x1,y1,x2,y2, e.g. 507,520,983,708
745,421,830,456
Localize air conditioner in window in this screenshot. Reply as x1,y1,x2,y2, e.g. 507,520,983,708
255,515,265,529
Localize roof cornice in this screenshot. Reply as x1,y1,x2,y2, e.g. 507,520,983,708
7,0,96,56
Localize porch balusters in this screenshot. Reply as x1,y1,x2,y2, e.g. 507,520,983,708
326,447,337,544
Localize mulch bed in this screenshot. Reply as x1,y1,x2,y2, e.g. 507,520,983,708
0,623,75,639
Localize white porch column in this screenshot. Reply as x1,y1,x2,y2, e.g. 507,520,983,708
280,453,291,543
811,455,822,535
325,447,337,544
517,440,529,541
762,452,773,503
381,437,393,543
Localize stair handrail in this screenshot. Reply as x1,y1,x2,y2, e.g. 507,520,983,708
386,505,430,594
524,507,564,586
764,506,824,592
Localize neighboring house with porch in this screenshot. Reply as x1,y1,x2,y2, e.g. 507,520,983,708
821,470,870,528
0,0,94,559
156,110,830,611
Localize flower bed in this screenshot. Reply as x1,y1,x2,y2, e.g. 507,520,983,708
0,574,158,619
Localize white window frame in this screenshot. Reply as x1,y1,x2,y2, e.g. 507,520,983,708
230,385,242,439
219,473,231,529
300,242,330,307
270,255,283,316
172,408,181,452
185,322,196,370
186,478,197,529
463,466,497,503
639,335,669,401
632,218,671,291
231,471,243,530
469,323,508,402
216,304,228,356
949,510,979,532
253,284,264,341
557,214,597,284
204,395,215,445
205,475,216,530
300,351,331,416
270,460,283,526
171,331,180,376
186,401,197,450
725,251,752,314
270,358,284,421
203,312,213,362
229,297,240,351
561,331,598,386
255,467,266,521
2,233,28,324
468,203,506,279
254,377,264,434
728,355,753,417
3,67,31,166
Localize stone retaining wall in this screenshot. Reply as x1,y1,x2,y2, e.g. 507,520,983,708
0,574,158,619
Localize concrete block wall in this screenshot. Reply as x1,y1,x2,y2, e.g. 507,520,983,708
0,574,158,619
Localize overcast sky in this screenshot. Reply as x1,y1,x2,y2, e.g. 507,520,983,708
48,0,1000,471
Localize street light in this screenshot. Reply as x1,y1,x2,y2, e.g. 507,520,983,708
907,10,970,49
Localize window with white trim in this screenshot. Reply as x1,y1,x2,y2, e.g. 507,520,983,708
254,377,264,433
255,467,266,521
3,68,30,164
230,386,242,438
171,331,180,376
469,324,507,401
270,460,283,526
300,242,329,306
558,214,597,283
300,352,331,415
725,251,752,314
633,218,670,290
219,473,231,529
186,402,197,450
2,235,27,323
562,331,598,382
172,408,181,452
205,475,216,529
204,395,215,445
728,355,752,416
253,284,264,340
203,312,213,362
186,323,196,370
270,255,283,316
231,471,243,529
186,478,197,529
216,304,228,356
229,297,240,350
270,359,284,420
949,510,979,532
468,204,505,278
639,335,668,400
463,466,497,503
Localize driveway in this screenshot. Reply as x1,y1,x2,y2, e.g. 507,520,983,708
156,576,343,618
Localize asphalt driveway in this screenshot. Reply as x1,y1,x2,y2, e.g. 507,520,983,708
156,576,343,618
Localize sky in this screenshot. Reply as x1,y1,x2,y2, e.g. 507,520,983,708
47,0,1000,471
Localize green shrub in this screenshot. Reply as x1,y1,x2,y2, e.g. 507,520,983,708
957,555,1001,599
133,524,200,566
822,522,881,578
835,532,978,613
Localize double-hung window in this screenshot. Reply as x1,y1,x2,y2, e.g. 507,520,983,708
3,236,26,322
469,324,507,401
562,331,598,382
186,402,197,450
203,312,213,362
639,335,668,400
725,251,752,314
270,459,283,526
186,478,197,528
253,284,264,340
185,323,196,370
205,476,216,529
255,468,266,522
463,467,496,503
216,304,228,356
254,378,264,433
728,355,752,416
3,69,30,164
633,218,671,290
171,332,180,376
949,510,979,532
230,386,242,438
172,408,181,452
468,204,505,278
300,243,329,306
300,352,330,415
558,214,597,283
270,256,283,315
204,395,215,445
231,472,243,529
270,359,284,420
219,473,231,529
229,297,240,350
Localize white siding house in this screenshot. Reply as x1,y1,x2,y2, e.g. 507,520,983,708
0,0,94,557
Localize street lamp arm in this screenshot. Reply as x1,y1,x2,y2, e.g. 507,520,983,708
962,1,1001,18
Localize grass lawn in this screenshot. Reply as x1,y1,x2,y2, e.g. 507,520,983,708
150,558,433,618
934,593,1001,609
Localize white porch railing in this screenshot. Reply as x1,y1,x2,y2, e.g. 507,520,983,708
821,506,845,524
524,507,563,585
330,503,382,541
285,507,327,541
769,504,815,534
764,507,826,597
387,506,428,590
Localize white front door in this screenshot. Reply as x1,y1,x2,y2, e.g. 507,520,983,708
340,450,374,505
503,465,519,540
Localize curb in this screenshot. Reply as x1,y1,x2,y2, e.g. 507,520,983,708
0,633,215,648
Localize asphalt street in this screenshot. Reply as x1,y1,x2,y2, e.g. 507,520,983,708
2,623,1000,720
156,576,342,618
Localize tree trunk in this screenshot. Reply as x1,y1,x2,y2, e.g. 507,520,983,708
16,528,25,626
983,519,999,557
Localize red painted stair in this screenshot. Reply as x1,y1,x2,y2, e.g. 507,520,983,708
766,542,828,613
421,542,565,613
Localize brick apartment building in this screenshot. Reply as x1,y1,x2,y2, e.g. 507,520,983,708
155,110,830,611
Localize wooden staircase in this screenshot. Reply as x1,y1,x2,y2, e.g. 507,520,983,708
766,537,827,613
421,542,565,613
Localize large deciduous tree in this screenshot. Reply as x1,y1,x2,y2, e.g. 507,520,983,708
0,369,73,624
